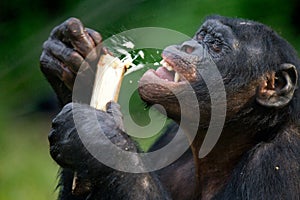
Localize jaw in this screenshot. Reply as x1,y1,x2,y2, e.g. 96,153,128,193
138,70,208,124
138,46,201,119
138,68,187,102
138,70,184,120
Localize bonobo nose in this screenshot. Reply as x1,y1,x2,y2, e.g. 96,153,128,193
180,40,199,54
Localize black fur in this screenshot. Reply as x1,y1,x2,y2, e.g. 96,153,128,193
40,15,300,199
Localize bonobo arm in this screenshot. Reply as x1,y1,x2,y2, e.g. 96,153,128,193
41,18,171,199
49,102,171,200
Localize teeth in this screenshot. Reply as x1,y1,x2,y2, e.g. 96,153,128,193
159,59,166,65
166,65,173,71
174,72,180,82
160,59,180,82
160,60,173,71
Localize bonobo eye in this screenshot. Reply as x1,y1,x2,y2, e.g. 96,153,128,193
211,41,222,53
197,30,206,41
205,38,223,55
196,29,223,53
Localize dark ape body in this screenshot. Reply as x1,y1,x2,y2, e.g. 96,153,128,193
40,15,300,199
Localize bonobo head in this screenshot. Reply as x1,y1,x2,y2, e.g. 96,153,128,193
138,15,300,131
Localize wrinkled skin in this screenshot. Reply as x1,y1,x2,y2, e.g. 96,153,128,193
40,16,300,199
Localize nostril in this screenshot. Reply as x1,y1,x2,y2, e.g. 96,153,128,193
180,40,199,54
181,45,195,54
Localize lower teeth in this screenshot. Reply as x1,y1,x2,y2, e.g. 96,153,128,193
174,72,180,82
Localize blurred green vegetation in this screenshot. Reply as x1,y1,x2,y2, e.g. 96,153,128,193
0,113,58,199
1,0,300,199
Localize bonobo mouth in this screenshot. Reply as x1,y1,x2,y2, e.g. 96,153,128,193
141,54,198,85
154,59,184,83
138,50,199,105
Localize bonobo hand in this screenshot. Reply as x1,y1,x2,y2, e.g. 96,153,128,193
48,102,137,175
40,18,105,105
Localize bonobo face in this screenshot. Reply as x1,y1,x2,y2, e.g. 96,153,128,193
138,39,205,120
138,16,246,121
138,15,299,123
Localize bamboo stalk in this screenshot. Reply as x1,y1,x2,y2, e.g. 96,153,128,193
90,54,127,111
72,54,128,195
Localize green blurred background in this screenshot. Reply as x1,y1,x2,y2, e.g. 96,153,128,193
1,0,300,199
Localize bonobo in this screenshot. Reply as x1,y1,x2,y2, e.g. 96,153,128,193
40,15,300,199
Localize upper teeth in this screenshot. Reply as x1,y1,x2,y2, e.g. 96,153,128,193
160,60,173,71
160,59,180,82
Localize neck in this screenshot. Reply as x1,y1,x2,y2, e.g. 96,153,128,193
188,125,258,199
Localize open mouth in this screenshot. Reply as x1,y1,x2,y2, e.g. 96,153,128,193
149,57,191,84
139,51,199,89
155,60,182,83
138,55,197,104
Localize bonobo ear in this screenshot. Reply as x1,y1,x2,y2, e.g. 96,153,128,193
256,63,298,107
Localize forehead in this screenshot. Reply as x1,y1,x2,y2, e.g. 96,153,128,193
195,18,238,47
198,19,234,37
197,16,270,45
203,15,258,27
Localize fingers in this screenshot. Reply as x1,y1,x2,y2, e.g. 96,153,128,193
86,28,103,62
106,102,125,131
66,18,96,57
40,50,75,90
50,18,99,61
42,17,105,101
43,39,86,73
86,28,102,46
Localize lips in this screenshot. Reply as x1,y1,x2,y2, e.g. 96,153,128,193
153,59,182,83
138,56,194,106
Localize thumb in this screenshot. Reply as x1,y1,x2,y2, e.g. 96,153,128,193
106,101,125,132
